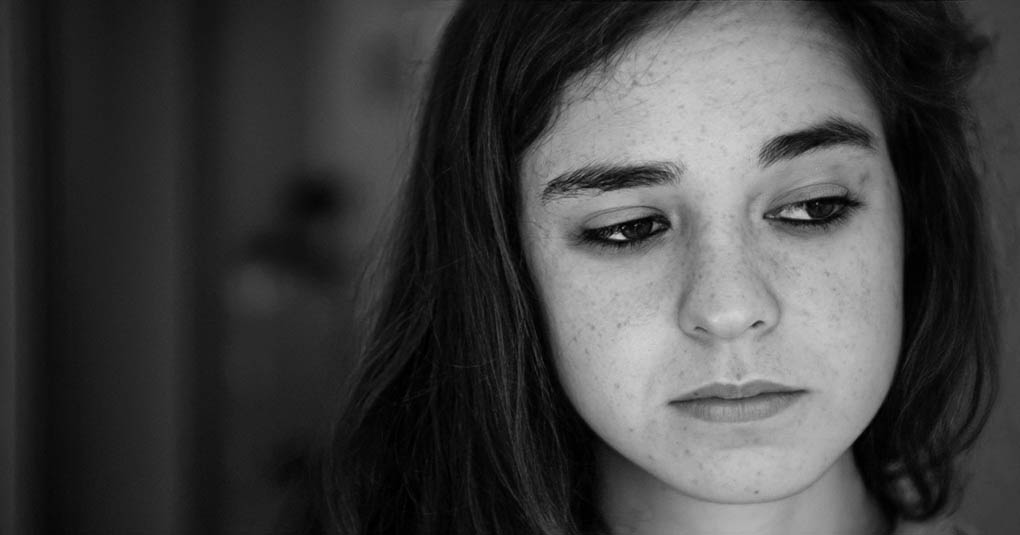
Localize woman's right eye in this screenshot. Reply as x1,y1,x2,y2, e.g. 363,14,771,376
580,215,670,250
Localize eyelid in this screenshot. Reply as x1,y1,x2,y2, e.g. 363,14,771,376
769,183,851,208
582,206,664,228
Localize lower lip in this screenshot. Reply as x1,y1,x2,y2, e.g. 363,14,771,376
672,392,805,423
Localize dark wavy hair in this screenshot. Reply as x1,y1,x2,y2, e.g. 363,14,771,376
324,2,999,534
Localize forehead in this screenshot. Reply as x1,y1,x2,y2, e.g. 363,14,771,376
522,2,881,185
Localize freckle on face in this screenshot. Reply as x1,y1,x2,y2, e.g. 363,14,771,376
522,2,901,506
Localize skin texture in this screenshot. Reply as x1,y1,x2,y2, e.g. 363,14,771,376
520,4,903,535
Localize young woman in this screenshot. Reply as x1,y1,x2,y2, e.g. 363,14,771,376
323,2,999,534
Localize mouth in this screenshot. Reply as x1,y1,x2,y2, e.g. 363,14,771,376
670,381,806,423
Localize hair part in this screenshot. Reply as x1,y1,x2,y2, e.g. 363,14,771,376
325,2,999,533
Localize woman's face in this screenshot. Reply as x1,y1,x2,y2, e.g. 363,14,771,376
520,3,903,504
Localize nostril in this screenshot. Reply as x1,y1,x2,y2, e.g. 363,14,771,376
751,320,765,329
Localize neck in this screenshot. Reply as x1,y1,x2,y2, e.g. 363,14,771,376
598,447,890,535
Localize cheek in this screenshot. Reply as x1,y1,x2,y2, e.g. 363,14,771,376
531,247,671,409
788,228,903,415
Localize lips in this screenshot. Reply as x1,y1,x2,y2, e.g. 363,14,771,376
670,380,806,423
676,380,800,400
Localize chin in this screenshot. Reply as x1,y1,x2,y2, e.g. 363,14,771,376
680,476,812,505
662,446,849,505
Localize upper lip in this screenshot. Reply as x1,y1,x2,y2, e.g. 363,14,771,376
674,380,802,401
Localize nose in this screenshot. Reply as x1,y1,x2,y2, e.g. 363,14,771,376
677,230,780,342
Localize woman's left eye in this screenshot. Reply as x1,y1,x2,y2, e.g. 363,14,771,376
765,195,861,229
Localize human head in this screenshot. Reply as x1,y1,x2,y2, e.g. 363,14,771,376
520,2,906,525
328,2,997,533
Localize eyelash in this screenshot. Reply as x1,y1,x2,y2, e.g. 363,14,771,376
768,195,862,231
580,215,671,251
579,194,862,251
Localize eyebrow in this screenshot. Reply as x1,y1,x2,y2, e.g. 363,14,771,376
540,162,683,204
758,117,875,168
539,117,875,204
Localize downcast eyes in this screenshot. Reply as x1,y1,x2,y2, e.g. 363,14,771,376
763,195,861,228
580,195,862,251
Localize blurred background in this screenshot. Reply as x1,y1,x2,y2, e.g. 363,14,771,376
1,1,1017,533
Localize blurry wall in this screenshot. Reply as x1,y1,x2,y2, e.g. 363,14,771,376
44,1,193,533
2,0,21,532
7,0,196,533
4,1,1018,534
209,1,453,532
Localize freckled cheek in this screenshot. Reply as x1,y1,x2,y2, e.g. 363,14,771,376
798,243,902,403
542,265,668,395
